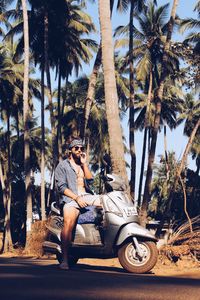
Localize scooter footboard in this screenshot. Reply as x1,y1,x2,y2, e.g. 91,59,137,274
116,223,157,246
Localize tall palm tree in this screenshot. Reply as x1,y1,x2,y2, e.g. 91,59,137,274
131,1,170,205
116,0,152,200
141,0,180,225
98,0,128,183
135,81,184,206
21,0,32,236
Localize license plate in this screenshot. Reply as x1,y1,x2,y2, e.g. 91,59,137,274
123,207,137,217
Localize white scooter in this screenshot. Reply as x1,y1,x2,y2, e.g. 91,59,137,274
43,165,158,273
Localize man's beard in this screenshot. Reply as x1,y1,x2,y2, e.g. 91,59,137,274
72,152,81,164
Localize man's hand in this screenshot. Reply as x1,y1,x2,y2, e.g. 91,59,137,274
76,196,88,208
80,152,87,165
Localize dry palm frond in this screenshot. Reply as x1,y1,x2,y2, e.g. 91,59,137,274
168,215,200,245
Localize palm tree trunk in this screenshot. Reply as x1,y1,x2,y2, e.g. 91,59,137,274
44,11,57,169
57,63,62,160
164,124,169,179
138,70,152,208
81,0,115,141
16,110,20,141
22,0,32,236
137,127,148,207
47,169,55,208
98,0,128,183
129,2,136,201
0,114,12,253
145,70,153,128
140,0,179,225
0,159,12,253
156,118,200,236
41,64,46,221
61,76,69,120
81,46,102,140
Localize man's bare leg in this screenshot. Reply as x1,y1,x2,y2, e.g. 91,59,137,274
60,206,79,270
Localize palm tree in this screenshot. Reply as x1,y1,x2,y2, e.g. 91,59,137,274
0,127,12,252
149,151,179,220
180,0,200,54
180,1,200,88
178,92,200,171
98,0,128,183
131,1,170,205
156,117,200,236
141,0,180,225
135,81,184,206
5,0,97,223
115,0,152,200
0,39,25,252
81,0,116,140
6,0,97,157
21,0,32,237
0,30,41,248
115,1,180,207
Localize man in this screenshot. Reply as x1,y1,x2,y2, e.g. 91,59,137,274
55,137,101,270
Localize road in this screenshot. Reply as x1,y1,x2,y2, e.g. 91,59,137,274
0,257,200,300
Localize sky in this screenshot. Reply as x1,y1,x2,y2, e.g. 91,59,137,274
77,0,198,194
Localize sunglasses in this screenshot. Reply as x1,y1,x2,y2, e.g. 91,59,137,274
74,146,85,152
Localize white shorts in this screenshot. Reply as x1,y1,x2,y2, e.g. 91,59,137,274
63,194,102,210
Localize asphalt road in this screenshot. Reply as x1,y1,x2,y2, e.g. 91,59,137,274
0,257,200,300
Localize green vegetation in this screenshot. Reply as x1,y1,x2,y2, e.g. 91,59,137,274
0,0,199,252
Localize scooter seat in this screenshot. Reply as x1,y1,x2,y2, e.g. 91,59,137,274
78,206,103,225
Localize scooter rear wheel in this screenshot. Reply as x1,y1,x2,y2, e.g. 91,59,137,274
56,253,79,267
118,240,158,274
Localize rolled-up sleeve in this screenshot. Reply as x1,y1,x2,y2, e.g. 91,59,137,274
55,163,68,194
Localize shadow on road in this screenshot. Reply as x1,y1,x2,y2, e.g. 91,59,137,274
0,256,199,300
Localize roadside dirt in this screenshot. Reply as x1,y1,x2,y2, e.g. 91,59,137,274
1,251,199,279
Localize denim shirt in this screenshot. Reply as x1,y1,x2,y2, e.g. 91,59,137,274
55,159,93,206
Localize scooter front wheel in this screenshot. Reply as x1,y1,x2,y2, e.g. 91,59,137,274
118,240,158,274
56,253,79,267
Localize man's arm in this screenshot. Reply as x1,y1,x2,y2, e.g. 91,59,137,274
80,153,93,180
81,163,93,180
63,188,87,208
63,188,79,201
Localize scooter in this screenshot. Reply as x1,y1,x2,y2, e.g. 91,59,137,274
43,166,158,273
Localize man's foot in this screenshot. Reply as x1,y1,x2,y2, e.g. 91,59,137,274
59,262,69,270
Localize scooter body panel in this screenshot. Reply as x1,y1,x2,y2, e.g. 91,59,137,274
116,223,158,246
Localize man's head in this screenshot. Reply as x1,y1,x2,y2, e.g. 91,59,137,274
68,138,85,160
